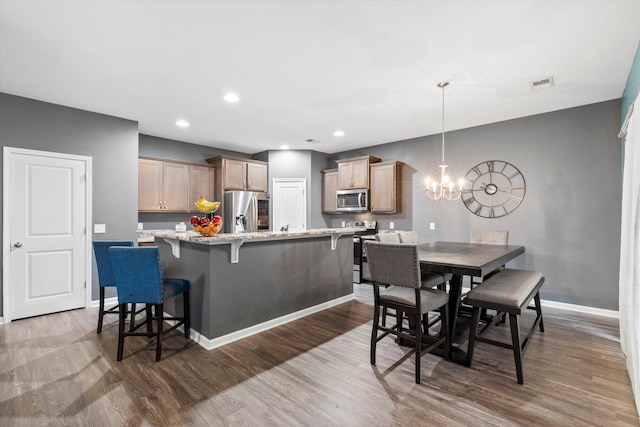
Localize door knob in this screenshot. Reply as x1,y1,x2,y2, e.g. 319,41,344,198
14,242,22,248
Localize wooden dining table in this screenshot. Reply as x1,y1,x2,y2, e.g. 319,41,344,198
417,241,525,363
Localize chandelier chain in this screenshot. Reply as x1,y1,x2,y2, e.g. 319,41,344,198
441,83,445,165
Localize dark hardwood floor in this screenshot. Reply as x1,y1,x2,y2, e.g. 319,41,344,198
1,284,638,426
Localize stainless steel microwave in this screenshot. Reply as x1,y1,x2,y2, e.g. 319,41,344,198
336,189,368,212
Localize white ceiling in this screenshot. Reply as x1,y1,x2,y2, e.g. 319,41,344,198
1,1,639,154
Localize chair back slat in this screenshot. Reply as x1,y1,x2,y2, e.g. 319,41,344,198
109,246,164,304
365,241,421,289
93,240,134,287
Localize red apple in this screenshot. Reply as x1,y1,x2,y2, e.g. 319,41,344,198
198,217,210,226
212,215,222,225
190,216,200,225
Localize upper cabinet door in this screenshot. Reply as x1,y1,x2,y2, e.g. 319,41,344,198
351,159,370,189
370,161,402,213
337,161,355,189
322,169,338,214
246,162,268,192
162,162,190,211
336,156,381,189
223,158,247,190
139,158,164,211
188,165,215,212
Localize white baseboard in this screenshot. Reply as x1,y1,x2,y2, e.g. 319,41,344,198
458,285,619,318
540,299,619,318
90,297,118,309
190,293,355,351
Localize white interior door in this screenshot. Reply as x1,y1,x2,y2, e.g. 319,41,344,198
272,179,306,232
3,147,91,322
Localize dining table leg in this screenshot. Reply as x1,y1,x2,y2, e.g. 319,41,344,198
447,274,468,364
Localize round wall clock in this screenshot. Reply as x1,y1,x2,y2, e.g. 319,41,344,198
461,160,526,218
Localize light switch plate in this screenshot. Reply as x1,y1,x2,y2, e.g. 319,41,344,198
430,222,435,230
389,222,395,229
94,224,106,234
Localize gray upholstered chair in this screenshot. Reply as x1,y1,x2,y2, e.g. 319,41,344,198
468,230,509,320
374,232,400,243
397,230,418,243
366,241,450,384
375,231,452,327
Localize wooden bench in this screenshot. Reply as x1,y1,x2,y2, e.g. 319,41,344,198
464,269,545,384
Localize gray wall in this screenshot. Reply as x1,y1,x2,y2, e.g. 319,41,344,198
0,93,139,311
1,92,621,312
327,100,622,310
262,149,330,230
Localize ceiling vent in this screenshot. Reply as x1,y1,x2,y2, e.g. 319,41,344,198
531,76,555,91
306,138,321,144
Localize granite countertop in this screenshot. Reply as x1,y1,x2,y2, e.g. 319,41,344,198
137,227,364,244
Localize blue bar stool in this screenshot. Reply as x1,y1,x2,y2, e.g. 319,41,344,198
93,240,135,334
109,246,191,362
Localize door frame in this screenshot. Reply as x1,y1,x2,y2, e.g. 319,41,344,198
272,178,307,231
2,147,93,324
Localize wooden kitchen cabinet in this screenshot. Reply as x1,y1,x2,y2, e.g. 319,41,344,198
321,169,338,214
188,164,215,211
336,155,380,189
139,157,214,212
207,156,268,192
370,161,402,213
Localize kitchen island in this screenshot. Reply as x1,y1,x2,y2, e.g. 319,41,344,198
138,228,360,350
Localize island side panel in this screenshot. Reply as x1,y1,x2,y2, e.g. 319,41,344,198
158,241,213,337
158,236,353,340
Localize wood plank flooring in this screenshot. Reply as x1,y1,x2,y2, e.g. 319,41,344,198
0,284,638,426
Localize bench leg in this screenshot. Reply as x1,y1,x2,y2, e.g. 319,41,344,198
466,307,481,367
534,291,544,332
509,313,524,384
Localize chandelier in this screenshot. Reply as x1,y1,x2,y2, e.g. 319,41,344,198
425,81,464,201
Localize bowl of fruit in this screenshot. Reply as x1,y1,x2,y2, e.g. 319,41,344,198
192,196,223,236
191,214,223,237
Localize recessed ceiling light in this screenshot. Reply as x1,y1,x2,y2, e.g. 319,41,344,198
334,130,345,137
280,145,289,150
224,93,240,103
176,119,189,128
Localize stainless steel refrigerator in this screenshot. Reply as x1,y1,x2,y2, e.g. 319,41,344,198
223,191,270,233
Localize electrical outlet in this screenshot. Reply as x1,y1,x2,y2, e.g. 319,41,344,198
430,222,435,230
389,222,395,229
138,222,143,230
341,221,345,228
94,224,106,234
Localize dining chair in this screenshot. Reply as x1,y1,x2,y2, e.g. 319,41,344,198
468,230,509,320
93,240,137,334
366,241,450,384
375,231,452,327
374,232,400,243
109,246,191,362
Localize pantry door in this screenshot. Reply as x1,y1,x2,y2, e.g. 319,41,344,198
3,147,91,322
272,179,306,232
